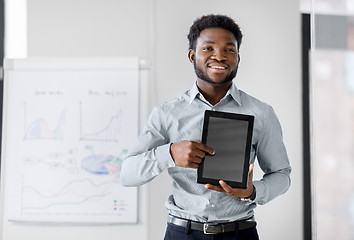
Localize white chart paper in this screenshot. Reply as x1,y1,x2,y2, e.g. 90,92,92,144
3,59,139,224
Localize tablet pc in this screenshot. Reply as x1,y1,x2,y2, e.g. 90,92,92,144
197,110,254,189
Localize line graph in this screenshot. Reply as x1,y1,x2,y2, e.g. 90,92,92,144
22,178,112,199
80,102,123,142
22,192,112,211
20,145,131,218
21,176,125,216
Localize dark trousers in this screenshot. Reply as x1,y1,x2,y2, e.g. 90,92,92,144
163,222,259,240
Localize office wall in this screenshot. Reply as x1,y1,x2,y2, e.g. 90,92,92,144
2,0,302,239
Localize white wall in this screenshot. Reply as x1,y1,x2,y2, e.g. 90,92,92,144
2,0,303,239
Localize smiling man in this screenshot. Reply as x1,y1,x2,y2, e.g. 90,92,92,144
120,14,291,240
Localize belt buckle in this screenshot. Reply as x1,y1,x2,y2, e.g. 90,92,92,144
203,222,219,234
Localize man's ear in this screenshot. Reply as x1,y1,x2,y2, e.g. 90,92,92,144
237,54,241,63
188,49,195,63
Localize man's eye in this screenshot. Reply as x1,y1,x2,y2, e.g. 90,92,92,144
226,48,236,53
203,47,213,51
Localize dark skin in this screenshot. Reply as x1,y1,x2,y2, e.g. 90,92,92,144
170,28,254,199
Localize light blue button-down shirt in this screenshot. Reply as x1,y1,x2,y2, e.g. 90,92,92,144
120,82,291,222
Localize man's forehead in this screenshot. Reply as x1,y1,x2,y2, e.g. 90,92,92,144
196,29,237,47
198,28,237,42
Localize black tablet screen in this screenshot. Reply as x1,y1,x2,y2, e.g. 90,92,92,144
202,116,249,182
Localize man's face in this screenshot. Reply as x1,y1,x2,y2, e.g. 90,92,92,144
189,28,240,85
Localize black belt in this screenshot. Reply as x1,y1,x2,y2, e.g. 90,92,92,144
167,215,257,235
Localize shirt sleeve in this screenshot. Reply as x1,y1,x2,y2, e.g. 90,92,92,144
253,105,292,205
119,106,176,187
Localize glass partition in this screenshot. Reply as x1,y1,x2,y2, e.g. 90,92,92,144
302,0,354,239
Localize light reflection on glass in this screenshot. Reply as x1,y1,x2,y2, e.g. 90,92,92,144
300,0,354,238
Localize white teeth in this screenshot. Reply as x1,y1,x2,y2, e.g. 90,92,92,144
210,66,226,69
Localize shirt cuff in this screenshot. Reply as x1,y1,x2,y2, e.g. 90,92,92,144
155,143,176,170
252,180,269,205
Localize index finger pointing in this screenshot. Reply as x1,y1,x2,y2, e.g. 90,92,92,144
195,142,215,155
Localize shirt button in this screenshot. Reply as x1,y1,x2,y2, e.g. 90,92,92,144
211,204,215,208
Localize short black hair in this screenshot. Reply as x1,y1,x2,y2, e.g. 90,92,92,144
187,14,243,51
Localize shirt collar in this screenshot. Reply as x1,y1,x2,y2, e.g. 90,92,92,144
189,81,242,105
189,82,200,104
228,82,242,105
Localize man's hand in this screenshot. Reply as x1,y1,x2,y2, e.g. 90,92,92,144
170,140,215,168
205,164,255,198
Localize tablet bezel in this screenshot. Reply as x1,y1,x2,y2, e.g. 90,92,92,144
197,110,254,189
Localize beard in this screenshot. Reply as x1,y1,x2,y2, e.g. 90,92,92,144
194,62,238,85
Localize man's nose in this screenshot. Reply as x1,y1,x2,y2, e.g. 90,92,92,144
211,49,227,61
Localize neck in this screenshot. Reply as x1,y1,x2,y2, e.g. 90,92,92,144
196,80,232,106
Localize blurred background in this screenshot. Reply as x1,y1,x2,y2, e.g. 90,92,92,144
300,0,354,239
